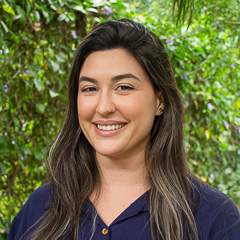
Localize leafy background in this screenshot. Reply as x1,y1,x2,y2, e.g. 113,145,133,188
0,0,239,238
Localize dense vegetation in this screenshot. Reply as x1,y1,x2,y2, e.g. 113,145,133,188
0,0,239,238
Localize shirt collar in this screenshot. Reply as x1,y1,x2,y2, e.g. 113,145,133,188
84,190,150,226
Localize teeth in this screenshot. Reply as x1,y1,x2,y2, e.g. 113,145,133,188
97,124,124,131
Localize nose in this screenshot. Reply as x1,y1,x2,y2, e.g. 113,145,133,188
96,90,115,116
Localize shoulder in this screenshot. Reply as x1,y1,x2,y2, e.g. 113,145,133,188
192,180,239,215
192,180,236,208
26,183,51,206
192,180,240,240
7,183,51,240
19,183,51,214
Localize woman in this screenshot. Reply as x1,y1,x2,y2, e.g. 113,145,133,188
8,19,240,240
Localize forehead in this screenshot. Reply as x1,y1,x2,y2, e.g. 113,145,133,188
79,49,148,80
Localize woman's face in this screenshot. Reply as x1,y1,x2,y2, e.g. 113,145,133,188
77,49,163,160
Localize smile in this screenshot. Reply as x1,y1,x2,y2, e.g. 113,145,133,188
96,124,125,131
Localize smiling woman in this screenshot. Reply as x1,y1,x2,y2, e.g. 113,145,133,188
8,19,240,240
77,49,162,160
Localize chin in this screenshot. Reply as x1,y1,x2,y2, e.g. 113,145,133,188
95,147,126,159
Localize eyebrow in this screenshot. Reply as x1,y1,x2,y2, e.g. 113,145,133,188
79,73,141,83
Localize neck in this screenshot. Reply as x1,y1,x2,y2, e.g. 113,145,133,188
96,150,150,192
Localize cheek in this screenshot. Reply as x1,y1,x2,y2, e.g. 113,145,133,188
126,92,157,115
116,97,140,120
77,96,96,120
77,99,93,141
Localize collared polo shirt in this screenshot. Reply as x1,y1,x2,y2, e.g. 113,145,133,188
7,182,240,240
78,192,151,239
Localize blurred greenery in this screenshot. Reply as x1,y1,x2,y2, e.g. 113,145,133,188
0,0,239,238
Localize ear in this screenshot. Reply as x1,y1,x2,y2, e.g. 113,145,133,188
155,91,165,116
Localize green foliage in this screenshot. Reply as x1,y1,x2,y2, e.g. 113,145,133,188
1,0,239,238
0,0,128,237
136,0,240,204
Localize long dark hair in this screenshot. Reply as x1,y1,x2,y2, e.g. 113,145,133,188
28,19,198,240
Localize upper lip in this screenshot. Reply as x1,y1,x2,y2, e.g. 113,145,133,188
93,120,127,125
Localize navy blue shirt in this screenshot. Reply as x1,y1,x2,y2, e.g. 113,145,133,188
8,182,240,240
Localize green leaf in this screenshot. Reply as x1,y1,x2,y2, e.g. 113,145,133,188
0,136,7,144
58,93,68,101
91,0,105,7
3,5,15,16
50,60,60,72
13,117,18,127
40,40,48,45
57,14,66,21
172,0,194,27
26,1,31,15
50,4,57,11
34,78,42,91
1,113,8,122
0,162,7,175
33,148,42,160
9,30,20,44
0,21,8,33
49,90,59,98
34,11,41,22
87,8,98,13
36,103,45,113
225,168,232,175
72,5,87,14
42,10,50,23
16,5,26,20
0,29,4,45
55,53,65,62
0,148,9,156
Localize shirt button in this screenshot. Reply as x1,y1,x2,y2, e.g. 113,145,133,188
102,228,108,235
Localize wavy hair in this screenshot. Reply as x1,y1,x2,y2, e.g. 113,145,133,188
28,19,198,240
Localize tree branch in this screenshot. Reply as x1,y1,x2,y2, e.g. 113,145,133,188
225,21,240,25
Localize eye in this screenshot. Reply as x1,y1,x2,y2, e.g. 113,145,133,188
116,85,134,91
81,86,98,92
